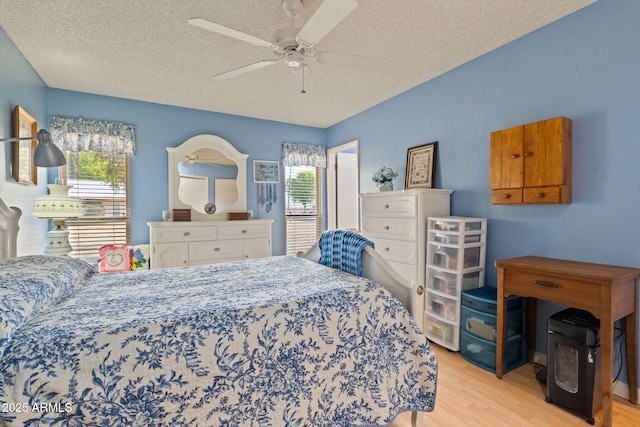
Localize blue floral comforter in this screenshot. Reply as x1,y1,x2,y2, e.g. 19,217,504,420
0,255,436,426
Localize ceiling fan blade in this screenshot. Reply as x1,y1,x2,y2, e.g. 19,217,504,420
189,17,277,49
296,0,357,47
315,51,392,74
213,59,280,80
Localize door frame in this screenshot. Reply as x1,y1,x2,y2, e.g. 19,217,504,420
327,140,359,230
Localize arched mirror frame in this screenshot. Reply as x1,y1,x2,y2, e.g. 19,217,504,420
167,134,248,221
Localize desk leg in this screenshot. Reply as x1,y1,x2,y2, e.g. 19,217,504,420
626,312,638,404
526,298,536,363
496,267,506,379
601,311,614,427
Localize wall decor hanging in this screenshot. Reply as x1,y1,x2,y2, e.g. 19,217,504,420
254,160,280,212
12,106,38,185
405,141,438,189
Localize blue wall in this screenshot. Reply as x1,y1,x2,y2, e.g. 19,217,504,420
327,0,640,383
46,89,324,256
2,0,639,390
0,27,49,254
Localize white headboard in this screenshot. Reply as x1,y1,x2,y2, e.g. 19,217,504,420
0,197,21,259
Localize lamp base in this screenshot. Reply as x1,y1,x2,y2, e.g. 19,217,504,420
44,227,72,256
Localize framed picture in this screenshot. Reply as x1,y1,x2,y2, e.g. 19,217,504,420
405,141,438,189
13,106,38,185
253,160,280,183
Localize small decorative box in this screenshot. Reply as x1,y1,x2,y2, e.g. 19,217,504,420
172,209,191,221
228,212,250,220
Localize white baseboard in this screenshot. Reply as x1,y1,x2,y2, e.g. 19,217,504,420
533,351,636,400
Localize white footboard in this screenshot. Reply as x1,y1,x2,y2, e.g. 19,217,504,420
299,244,426,427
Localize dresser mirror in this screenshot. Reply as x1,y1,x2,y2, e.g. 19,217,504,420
167,134,248,220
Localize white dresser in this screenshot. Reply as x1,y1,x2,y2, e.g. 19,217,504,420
359,189,452,328
148,220,273,269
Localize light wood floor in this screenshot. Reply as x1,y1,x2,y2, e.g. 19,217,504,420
392,343,640,427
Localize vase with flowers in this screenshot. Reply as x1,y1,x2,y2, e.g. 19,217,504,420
372,165,398,191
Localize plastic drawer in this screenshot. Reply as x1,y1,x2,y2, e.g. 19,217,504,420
431,245,481,270
461,286,524,313
432,233,482,244
427,292,457,322
424,315,457,348
427,270,458,295
460,330,526,374
430,219,484,232
461,305,524,342
427,270,482,296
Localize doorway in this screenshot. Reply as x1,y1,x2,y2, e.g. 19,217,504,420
327,140,359,231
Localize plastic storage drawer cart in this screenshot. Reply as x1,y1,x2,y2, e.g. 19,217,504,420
460,286,527,374
425,217,486,350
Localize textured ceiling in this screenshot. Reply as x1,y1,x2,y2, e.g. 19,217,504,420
0,0,596,128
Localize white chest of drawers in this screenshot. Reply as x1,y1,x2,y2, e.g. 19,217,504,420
148,219,273,269
359,189,452,328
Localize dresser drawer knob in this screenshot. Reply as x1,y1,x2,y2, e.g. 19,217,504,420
183,232,190,236
384,247,390,252
241,229,248,234
214,247,221,252
384,225,390,230
536,192,545,198
533,280,562,288
384,204,390,209
502,194,511,199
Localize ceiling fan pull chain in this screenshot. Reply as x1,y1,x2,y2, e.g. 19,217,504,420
301,59,306,94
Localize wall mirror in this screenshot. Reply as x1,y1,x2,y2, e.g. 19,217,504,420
168,134,248,220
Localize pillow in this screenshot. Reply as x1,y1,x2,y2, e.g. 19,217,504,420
129,244,150,270
99,245,131,273
0,255,96,356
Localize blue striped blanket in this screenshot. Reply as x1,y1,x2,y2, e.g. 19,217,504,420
319,229,375,276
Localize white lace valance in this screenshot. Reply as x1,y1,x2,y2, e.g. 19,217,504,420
50,116,136,154
281,142,326,168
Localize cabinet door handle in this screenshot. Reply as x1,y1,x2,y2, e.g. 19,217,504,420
384,247,390,252
511,154,520,159
384,204,390,209
241,229,248,234
214,247,221,252
533,280,563,288
417,285,424,296
183,232,190,236
384,225,390,230
523,151,533,157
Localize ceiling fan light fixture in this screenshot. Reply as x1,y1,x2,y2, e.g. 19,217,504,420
285,52,304,68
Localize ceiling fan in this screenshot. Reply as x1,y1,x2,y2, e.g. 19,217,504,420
188,0,391,91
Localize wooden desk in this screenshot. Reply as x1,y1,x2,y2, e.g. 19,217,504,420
495,256,639,427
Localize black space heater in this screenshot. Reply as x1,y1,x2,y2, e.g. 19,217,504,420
546,308,601,425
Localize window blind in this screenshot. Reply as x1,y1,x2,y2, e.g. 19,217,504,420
284,165,323,255
62,151,130,257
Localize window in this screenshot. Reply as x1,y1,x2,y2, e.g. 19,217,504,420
284,165,323,255
61,151,130,257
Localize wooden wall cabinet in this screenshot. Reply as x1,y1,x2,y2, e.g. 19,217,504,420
490,117,572,204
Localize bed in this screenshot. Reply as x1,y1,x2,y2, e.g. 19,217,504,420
0,198,436,427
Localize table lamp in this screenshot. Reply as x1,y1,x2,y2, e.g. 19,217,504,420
32,184,85,256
